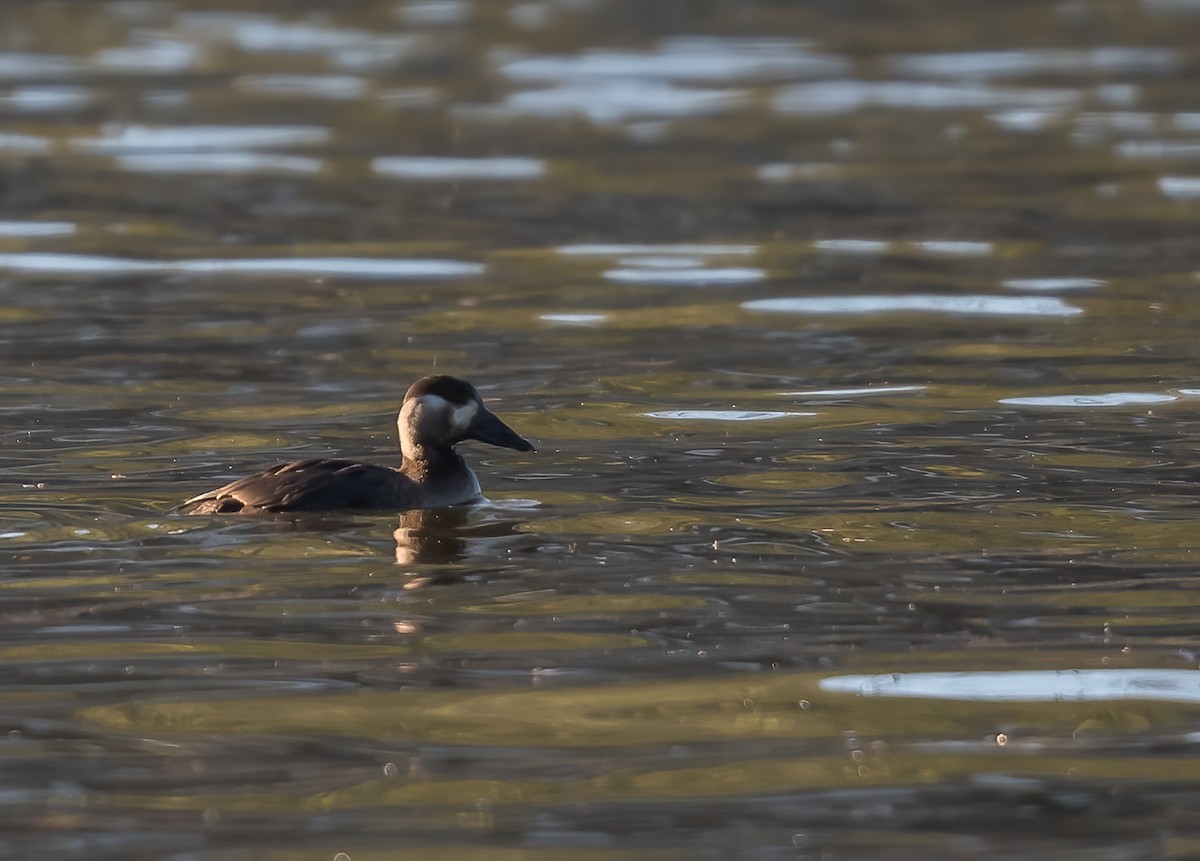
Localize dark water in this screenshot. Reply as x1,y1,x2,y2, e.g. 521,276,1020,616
4,1,1200,859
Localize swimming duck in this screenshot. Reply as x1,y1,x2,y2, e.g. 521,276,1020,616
182,375,534,514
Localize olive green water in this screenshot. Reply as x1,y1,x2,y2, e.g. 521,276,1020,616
4,2,1200,859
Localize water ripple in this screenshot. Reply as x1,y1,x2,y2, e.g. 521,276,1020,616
0,253,484,279
605,267,765,285
914,240,993,256
821,669,1200,703
497,38,847,84
781,385,926,397
1116,139,1200,159
1000,392,1176,407
0,86,91,112
178,13,421,70
890,48,1180,79
93,39,199,72
744,294,1083,317
988,108,1063,132
558,243,756,256
1159,176,1200,199
1002,277,1105,291
812,239,890,254
0,221,75,237
645,410,815,421
234,74,368,100
775,80,1079,114
399,1,470,26
539,313,609,326
373,156,545,180
116,153,323,174
0,133,50,154
0,52,80,80
72,124,331,154
500,80,745,124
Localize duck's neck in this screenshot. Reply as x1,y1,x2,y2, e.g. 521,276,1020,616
402,443,459,480
401,444,481,500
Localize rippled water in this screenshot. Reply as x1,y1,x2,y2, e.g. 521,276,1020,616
4,1,1200,859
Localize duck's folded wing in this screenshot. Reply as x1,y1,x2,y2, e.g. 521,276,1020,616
182,459,404,513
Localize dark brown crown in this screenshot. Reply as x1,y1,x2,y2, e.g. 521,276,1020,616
404,375,480,405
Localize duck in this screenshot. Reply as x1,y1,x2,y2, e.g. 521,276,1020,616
181,375,534,514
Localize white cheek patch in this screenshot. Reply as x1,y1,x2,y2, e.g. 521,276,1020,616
414,393,449,417
451,401,478,432
411,393,478,435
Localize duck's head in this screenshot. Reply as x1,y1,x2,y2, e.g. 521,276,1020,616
398,375,535,458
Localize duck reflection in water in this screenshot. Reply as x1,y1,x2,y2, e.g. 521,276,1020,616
182,376,535,515
394,506,472,567
392,506,533,574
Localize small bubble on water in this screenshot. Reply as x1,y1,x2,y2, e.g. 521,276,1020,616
383,762,398,777
334,854,351,861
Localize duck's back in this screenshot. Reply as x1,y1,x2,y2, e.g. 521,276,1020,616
186,459,415,513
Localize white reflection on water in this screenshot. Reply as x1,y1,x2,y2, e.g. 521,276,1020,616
373,156,545,180
0,86,91,112
1116,139,1200,159
645,410,816,421
235,74,368,100
559,243,756,256
0,221,75,237
744,295,1083,317
912,240,993,256
781,385,926,397
500,80,745,124
93,39,199,72
821,669,1200,703
1002,277,1105,291
0,253,484,279
1000,392,1177,407
0,52,81,81
72,124,330,153
605,267,765,285
399,1,470,26
177,14,420,70
0,133,50,154
890,48,1180,79
498,38,847,84
116,153,323,174
166,258,484,278
489,36,845,123
988,108,1063,132
758,163,839,182
812,239,890,254
616,256,705,269
775,80,1079,114
1074,110,1157,136
539,313,609,325
1159,176,1200,199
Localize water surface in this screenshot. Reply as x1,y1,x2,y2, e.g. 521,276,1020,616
3,1,1200,859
